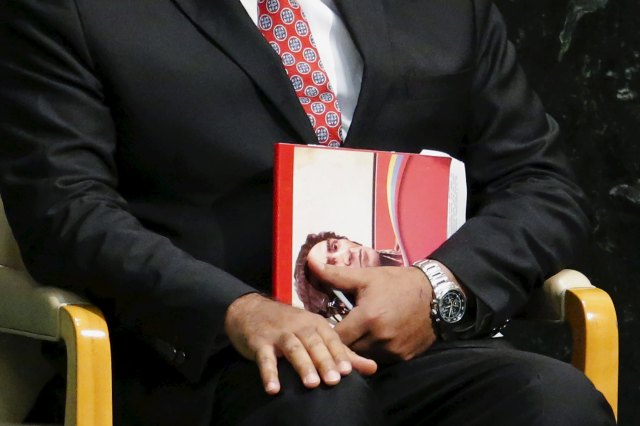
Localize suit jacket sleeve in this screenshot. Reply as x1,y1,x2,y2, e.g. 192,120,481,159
0,0,254,382
429,0,591,334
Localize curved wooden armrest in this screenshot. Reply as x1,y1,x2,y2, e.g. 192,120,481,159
525,269,595,322
525,269,618,420
565,287,618,421
60,305,112,426
0,267,112,426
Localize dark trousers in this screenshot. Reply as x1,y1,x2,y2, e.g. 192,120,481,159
211,339,615,426
30,338,615,425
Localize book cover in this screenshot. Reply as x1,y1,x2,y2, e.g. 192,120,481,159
273,143,466,322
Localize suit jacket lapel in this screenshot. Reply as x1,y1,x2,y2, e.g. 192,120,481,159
335,0,394,148
171,0,317,143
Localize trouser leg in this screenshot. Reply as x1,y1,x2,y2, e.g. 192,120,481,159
212,351,381,426
369,339,616,426
211,340,615,426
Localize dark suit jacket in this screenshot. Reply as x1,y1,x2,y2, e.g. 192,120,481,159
0,0,589,422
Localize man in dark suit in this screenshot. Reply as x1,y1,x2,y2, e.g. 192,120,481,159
0,0,615,424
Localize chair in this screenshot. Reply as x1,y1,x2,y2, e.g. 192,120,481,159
524,269,618,419
0,197,112,426
0,197,617,424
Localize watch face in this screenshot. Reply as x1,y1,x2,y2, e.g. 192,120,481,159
439,290,465,323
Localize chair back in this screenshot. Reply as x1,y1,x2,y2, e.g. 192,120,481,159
0,196,54,422
0,197,25,270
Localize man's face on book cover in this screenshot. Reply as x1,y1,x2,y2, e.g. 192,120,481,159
307,237,381,269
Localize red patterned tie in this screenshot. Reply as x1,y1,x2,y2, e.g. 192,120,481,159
257,0,343,146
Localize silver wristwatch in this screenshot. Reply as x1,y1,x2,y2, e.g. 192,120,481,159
413,259,467,340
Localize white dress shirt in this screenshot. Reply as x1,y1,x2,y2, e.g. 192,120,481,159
239,0,363,138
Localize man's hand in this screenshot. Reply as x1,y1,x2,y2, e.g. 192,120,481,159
307,262,436,363
224,293,377,395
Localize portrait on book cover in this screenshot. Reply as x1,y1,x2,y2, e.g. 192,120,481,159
273,144,465,319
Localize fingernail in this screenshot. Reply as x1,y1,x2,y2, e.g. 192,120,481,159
265,381,279,393
338,361,352,374
326,370,341,383
304,373,320,386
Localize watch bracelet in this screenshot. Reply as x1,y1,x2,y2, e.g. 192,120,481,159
412,259,469,341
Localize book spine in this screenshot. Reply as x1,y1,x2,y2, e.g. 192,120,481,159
272,144,295,304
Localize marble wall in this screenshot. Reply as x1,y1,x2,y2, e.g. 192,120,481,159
495,0,640,423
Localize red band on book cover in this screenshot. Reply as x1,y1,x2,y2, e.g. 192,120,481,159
273,143,295,304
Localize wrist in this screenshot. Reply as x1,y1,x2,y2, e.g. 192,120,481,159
412,259,468,340
225,292,265,329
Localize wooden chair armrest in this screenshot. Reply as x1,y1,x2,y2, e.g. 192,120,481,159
60,305,112,426
525,269,595,321
524,269,618,420
0,267,112,426
565,287,618,421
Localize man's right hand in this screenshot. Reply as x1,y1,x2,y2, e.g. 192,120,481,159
224,293,377,395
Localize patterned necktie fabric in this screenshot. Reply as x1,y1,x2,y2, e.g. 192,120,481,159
257,0,343,146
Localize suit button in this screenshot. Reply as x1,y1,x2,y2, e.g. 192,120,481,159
174,350,187,366
152,339,186,366
500,318,511,330
490,319,511,335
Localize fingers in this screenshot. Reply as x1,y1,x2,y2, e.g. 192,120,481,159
256,326,377,395
328,307,377,375
279,328,346,388
279,332,322,388
255,345,281,395
296,328,343,385
317,324,353,375
277,322,372,390
229,296,375,395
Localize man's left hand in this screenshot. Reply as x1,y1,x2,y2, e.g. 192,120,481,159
307,262,436,363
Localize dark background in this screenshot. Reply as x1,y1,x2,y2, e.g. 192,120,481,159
495,0,639,424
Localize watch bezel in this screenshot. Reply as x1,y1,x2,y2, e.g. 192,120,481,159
435,288,466,324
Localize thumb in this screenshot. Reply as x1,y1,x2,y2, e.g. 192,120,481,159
346,346,377,376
